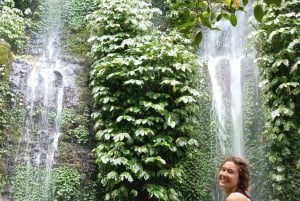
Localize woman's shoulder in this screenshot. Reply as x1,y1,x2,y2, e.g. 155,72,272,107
226,192,251,201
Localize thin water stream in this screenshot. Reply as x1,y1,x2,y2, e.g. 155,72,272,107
8,0,80,200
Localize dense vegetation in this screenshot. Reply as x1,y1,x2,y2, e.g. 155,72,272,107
0,0,28,50
87,0,210,200
0,0,299,201
253,1,300,201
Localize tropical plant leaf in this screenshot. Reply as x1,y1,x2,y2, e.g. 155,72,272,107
254,4,264,22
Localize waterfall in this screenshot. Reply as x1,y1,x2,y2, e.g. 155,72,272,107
200,6,256,158
8,0,81,200
200,4,262,200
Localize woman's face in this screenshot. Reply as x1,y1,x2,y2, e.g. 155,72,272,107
218,161,239,194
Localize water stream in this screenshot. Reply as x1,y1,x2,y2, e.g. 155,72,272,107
8,0,80,200
200,5,256,158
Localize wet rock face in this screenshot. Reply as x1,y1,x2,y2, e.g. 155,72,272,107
7,33,87,164
9,58,33,100
10,34,81,108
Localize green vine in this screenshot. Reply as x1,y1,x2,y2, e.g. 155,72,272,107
88,0,205,200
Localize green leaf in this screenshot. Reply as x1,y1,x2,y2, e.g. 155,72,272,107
199,11,212,28
221,13,230,21
128,160,142,174
278,82,299,90
160,79,181,86
188,138,199,146
120,172,133,182
271,173,285,182
135,128,154,137
291,61,300,74
192,30,202,48
144,156,166,165
166,115,176,128
142,101,166,112
254,5,264,22
230,13,237,26
107,171,118,181
123,79,144,86
134,118,153,126
176,137,188,147
176,20,195,32
216,13,222,21
113,132,132,142
134,146,148,154
137,170,151,180
169,167,184,179
145,184,168,201
175,96,196,104
153,140,177,152
242,0,249,6
116,115,135,122
112,157,128,165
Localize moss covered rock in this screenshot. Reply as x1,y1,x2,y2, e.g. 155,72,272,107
0,40,11,65
0,39,12,80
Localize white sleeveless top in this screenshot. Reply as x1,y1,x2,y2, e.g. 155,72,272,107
231,192,251,201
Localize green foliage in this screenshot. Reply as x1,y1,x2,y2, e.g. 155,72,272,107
60,0,95,58
0,40,24,159
62,0,96,32
0,160,7,193
87,0,162,59
88,0,206,200
61,108,90,144
0,40,11,68
12,165,96,201
14,0,40,14
241,58,272,201
27,1,47,32
160,0,248,47
79,179,98,201
0,2,28,50
253,1,300,200
0,173,6,193
171,64,214,201
12,165,51,201
53,166,81,201
67,125,89,144
175,149,215,201
254,0,284,22
62,28,91,59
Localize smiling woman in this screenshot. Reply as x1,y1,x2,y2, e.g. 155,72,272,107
218,157,252,201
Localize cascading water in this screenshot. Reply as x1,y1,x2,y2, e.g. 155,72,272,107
200,6,256,158
8,0,80,200
200,4,262,201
